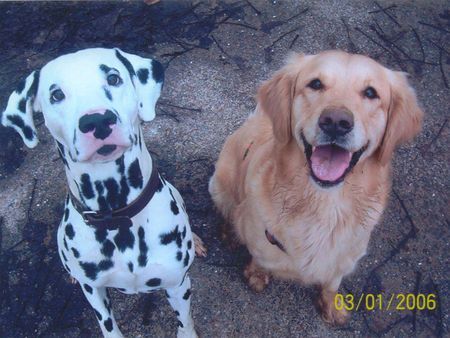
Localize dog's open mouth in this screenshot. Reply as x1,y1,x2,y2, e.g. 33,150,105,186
302,134,367,187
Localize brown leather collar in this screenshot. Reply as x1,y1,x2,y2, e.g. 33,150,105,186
69,160,159,230
265,229,286,253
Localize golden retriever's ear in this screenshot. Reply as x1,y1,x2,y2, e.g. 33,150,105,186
377,72,424,165
257,69,295,144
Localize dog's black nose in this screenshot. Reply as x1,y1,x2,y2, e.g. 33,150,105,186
79,110,117,140
319,108,354,137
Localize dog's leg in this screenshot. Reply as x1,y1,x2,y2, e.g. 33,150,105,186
165,275,197,338
81,284,123,338
244,258,270,292
317,279,350,326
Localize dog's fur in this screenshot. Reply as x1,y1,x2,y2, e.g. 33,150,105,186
209,50,423,324
2,48,202,338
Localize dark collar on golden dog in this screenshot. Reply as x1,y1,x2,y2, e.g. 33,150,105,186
265,229,286,253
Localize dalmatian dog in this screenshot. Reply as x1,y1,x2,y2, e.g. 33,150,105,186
1,48,206,338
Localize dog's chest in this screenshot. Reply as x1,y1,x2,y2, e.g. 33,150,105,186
57,182,194,293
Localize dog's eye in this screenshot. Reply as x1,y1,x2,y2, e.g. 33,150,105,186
107,74,122,86
50,89,65,104
363,86,378,99
307,78,323,91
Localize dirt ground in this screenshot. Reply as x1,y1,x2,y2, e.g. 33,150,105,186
0,1,448,337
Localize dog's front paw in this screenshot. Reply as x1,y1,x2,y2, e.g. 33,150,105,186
177,327,198,338
244,260,270,292
192,232,207,257
317,291,350,326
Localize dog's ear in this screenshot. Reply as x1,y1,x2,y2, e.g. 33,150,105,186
376,71,424,165
1,70,41,148
114,48,164,122
257,54,303,144
257,71,295,144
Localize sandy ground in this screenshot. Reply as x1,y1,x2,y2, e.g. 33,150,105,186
0,1,448,337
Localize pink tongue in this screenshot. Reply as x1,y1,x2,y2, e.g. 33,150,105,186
311,145,352,182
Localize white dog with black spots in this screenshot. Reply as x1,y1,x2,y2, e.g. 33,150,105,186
1,48,206,338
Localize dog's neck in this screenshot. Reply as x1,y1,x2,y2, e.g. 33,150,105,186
58,127,153,212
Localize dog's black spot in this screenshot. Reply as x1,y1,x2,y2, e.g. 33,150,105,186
65,264,71,273
183,289,191,300
65,223,75,240
116,156,125,174
84,284,93,294
94,309,102,321
16,78,26,94
160,225,179,245
71,248,80,258
95,181,105,195
187,240,192,250
80,262,98,280
176,232,182,248
175,310,180,317
95,181,109,211
128,159,143,189
183,250,190,267
99,64,113,74
98,259,114,271
171,200,179,215
138,226,148,267
115,50,136,80
165,290,170,298
101,239,115,258
57,142,69,168
140,102,143,108
95,228,107,243
169,189,179,215
118,176,130,208
138,131,142,150
146,278,161,287
176,251,182,261
104,178,120,209
104,88,112,101
104,297,111,313
137,68,149,84
63,237,69,250
177,320,184,328
6,115,34,141
114,226,135,252
18,98,26,113
104,318,113,332
61,250,67,262
151,59,165,84
181,226,186,239
128,262,134,273
27,70,40,99
156,176,164,193
81,174,95,199
63,208,70,222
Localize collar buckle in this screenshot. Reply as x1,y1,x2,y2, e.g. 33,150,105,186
82,211,132,230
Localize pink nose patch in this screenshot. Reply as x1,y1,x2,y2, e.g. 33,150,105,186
311,145,352,182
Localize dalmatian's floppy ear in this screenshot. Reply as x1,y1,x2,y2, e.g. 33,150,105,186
114,48,164,122
1,70,41,148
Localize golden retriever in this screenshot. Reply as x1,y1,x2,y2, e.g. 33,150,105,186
208,50,423,325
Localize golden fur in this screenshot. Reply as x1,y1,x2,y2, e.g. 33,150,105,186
209,51,423,324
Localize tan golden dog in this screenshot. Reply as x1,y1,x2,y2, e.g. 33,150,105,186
209,50,423,325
